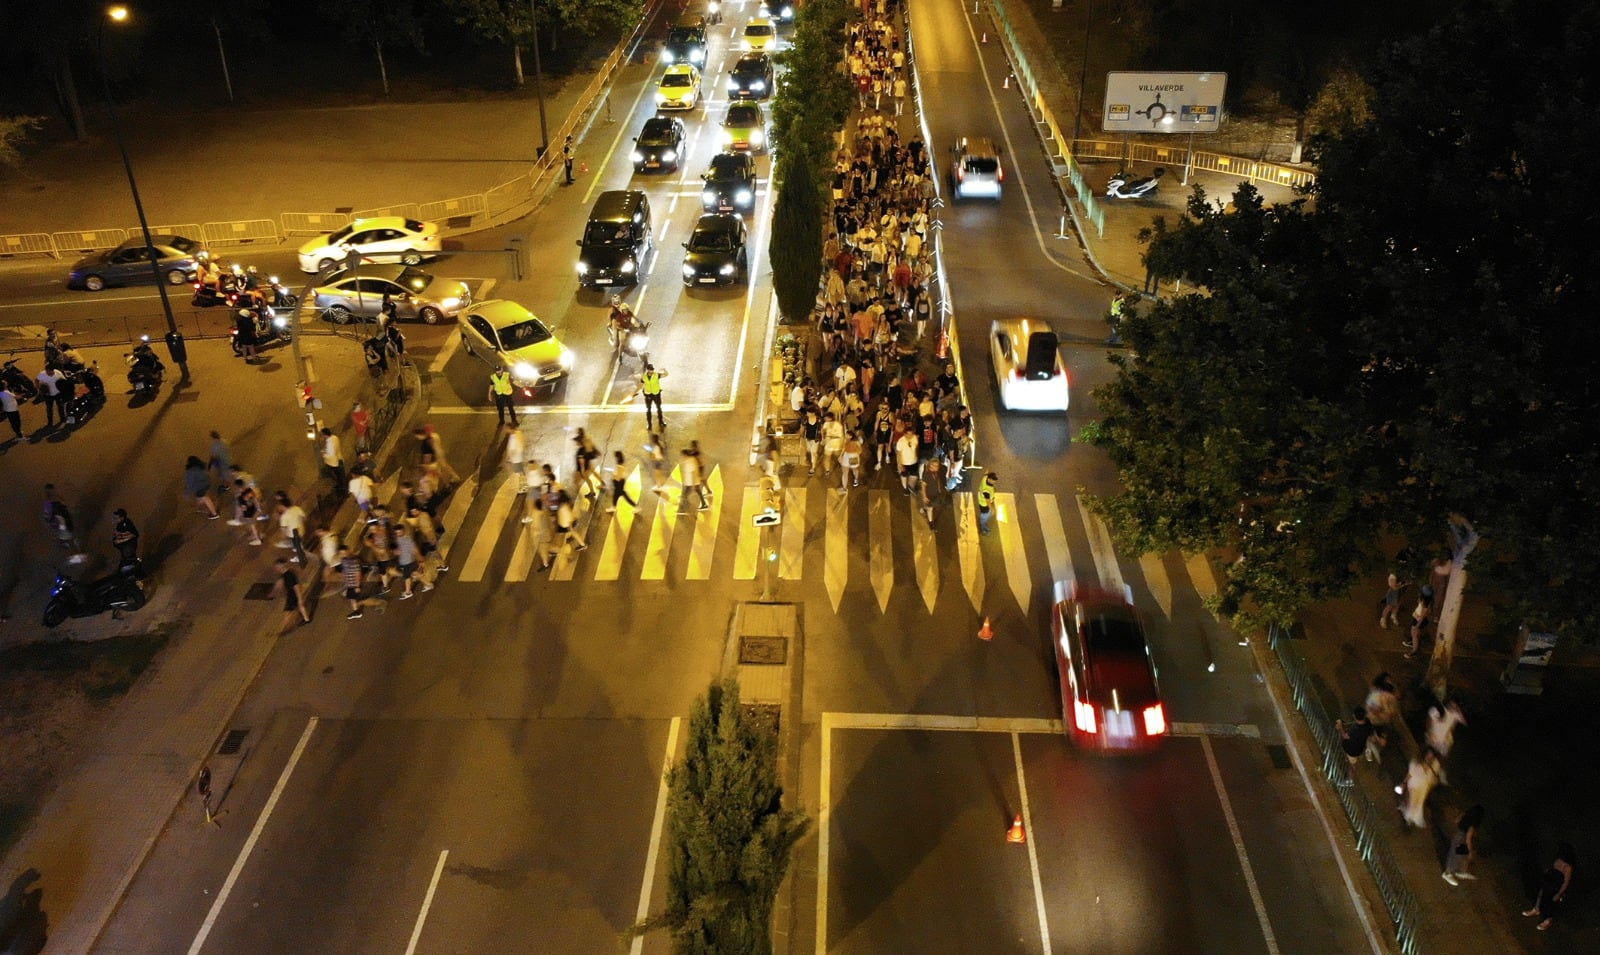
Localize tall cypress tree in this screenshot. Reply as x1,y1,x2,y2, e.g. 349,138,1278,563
769,152,823,324
635,679,808,955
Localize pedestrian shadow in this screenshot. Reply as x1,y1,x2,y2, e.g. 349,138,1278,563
0,868,48,955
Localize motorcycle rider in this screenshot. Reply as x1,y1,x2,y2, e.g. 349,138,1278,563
125,339,164,391
608,296,639,354
111,508,142,576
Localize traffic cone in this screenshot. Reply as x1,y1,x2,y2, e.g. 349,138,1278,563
1006,815,1025,843
935,328,949,360
978,616,994,641
981,31,988,43
580,161,590,174
1003,73,1011,89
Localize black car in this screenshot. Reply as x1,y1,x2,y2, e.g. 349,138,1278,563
662,15,708,67
681,214,748,287
700,153,757,214
727,52,775,100
69,234,207,291
632,117,686,173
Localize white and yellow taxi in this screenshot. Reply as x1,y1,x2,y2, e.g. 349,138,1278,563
655,64,702,110
742,17,778,52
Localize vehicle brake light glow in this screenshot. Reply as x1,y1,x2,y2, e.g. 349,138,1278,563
1142,703,1167,737
1073,699,1098,735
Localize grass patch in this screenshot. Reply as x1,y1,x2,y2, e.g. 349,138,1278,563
0,633,167,704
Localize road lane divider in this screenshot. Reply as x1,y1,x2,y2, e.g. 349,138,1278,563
629,717,682,955
403,849,449,955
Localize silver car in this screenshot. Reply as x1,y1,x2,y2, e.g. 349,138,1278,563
310,265,469,324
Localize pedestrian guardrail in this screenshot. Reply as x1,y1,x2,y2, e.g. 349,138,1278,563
202,218,281,247
349,203,422,224
0,232,56,259
1268,623,1423,954
51,229,130,255
418,193,489,225
281,212,351,237
124,223,205,243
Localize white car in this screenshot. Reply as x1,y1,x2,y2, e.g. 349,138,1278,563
297,216,441,273
990,317,1069,411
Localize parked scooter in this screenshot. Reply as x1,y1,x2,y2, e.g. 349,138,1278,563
42,570,146,628
61,361,106,424
124,340,166,395
1105,167,1165,200
2,353,38,401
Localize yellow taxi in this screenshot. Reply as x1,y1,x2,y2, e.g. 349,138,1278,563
655,64,702,110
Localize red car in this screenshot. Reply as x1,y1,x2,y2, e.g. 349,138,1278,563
1051,582,1168,753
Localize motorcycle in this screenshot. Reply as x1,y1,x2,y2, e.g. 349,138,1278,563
2,354,38,401
61,361,106,424
265,274,298,308
230,306,292,356
42,570,146,628
124,341,166,395
707,0,722,24
1105,167,1165,200
608,319,651,363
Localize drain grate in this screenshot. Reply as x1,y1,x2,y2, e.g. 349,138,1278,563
739,635,788,665
218,729,249,755
1265,743,1292,770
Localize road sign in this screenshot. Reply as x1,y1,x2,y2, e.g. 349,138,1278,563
1102,72,1227,133
752,508,782,528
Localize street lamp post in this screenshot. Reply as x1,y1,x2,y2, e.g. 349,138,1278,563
98,5,189,382
529,0,549,157
1071,0,1094,149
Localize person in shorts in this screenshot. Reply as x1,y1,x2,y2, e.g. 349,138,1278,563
337,545,364,619
363,520,396,594
394,522,428,599
272,557,311,632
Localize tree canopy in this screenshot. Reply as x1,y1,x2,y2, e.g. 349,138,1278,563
1090,0,1600,639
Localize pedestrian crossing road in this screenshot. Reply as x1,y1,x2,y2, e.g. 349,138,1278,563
432,466,1226,617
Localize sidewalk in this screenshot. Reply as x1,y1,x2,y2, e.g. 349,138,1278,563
990,2,1599,952
0,336,375,954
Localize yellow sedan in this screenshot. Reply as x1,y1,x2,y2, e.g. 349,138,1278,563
655,65,702,110
742,17,778,52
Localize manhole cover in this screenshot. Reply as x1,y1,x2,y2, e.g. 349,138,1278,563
243,582,275,601
218,729,249,755
739,635,788,665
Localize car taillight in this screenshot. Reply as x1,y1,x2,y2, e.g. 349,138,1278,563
1011,368,1025,380
1073,699,1098,735
956,168,965,181
1142,703,1167,737
999,168,1005,182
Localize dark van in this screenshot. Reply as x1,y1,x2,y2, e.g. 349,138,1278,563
576,190,653,288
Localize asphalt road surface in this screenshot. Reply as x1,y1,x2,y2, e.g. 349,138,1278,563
83,1,1382,953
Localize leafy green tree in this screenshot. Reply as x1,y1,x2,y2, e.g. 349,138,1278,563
540,0,644,50
1090,0,1600,646
768,0,853,177
769,151,823,323
636,679,808,955
323,0,425,96
449,0,537,86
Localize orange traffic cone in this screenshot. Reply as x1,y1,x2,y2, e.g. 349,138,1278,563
978,617,994,641
1006,815,1025,844
580,161,590,174
981,31,989,44
1003,73,1011,89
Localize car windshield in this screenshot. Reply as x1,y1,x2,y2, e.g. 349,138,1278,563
691,229,733,251
747,24,774,37
667,28,699,44
497,319,552,349
662,74,692,88
326,225,355,243
1082,614,1158,706
583,222,631,245
727,105,760,126
735,59,765,76
641,121,674,140
965,157,1001,174
396,267,432,292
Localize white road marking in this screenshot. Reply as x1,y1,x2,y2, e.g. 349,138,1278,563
0,291,155,309
954,492,984,611
434,474,479,562
686,466,722,578
1012,732,1053,954
815,711,834,955
458,477,521,582
630,717,682,955
1034,493,1073,588
779,487,805,579
733,486,761,580
822,712,1256,738
403,849,449,955
584,66,659,205
868,490,893,613
1076,495,1124,594
1140,553,1173,622
428,402,735,416
995,492,1030,613
1200,735,1280,955
187,717,318,955
824,488,847,612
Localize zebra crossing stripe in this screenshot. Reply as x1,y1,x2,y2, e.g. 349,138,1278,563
1077,495,1124,594
435,475,479,563
686,466,722,580
911,494,939,613
595,487,638,581
955,492,985,612
733,487,761,580
995,493,1030,613
1034,493,1073,589
641,465,684,580
1186,552,1221,603
1141,554,1173,622
824,489,848,613
458,478,521,582
505,512,540,582
868,490,893,613
779,488,805,580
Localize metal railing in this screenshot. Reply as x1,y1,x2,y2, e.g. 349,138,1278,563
0,304,341,354
1267,623,1423,954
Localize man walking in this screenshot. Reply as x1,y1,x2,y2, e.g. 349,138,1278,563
0,383,22,441
562,135,576,185
680,441,712,511
337,545,366,619
489,368,518,425
272,557,311,632
320,427,345,494
504,423,527,492
639,363,667,432
35,365,65,427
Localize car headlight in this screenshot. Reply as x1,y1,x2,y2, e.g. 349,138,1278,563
661,50,675,64
558,348,574,370
662,150,677,162
703,189,716,204
631,150,645,162
721,128,734,144
750,130,764,146
736,188,753,204
511,361,537,381
752,80,765,92
683,263,697,278
742,40,752,50
621,259,636,274
439,297,461,310
781,5,793,15
576,261,589,274
728,77,740,90
654,92,668,104
691,51,704,64
719,263,736,275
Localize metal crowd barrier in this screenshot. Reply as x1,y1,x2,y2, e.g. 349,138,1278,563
281,212,351,237
202,218,281,247
50,229,130,255
1268,623,1423,954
